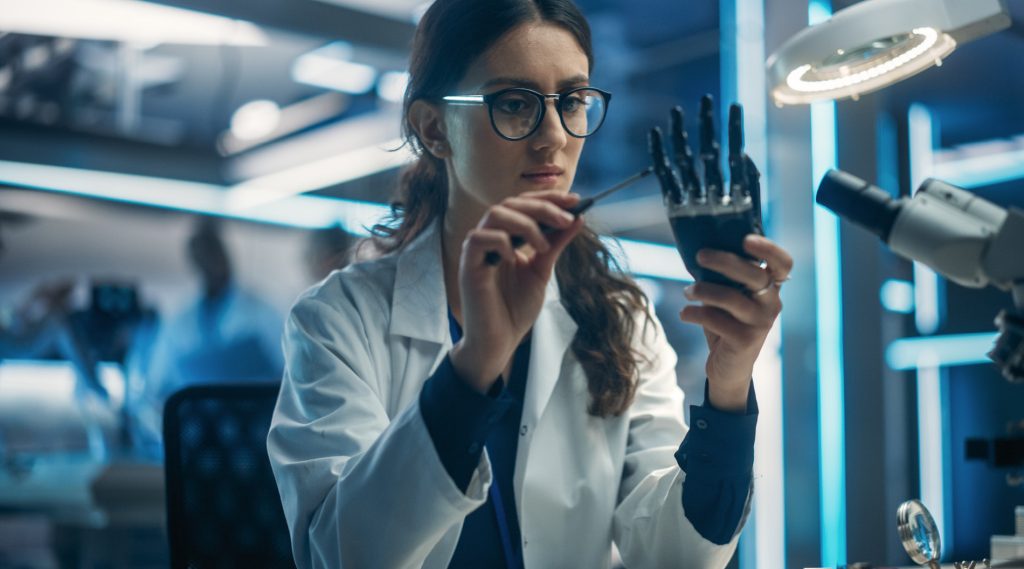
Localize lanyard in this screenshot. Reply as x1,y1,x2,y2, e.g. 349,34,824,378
489,477,523,569
448,310,524,569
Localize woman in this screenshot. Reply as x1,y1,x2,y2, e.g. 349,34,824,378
268,0,792,567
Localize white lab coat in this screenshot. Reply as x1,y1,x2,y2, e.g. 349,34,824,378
268,220,747,569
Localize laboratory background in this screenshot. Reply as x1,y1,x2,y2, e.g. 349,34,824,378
0,0,1023,567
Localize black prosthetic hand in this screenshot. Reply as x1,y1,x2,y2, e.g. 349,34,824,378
648,95,764,288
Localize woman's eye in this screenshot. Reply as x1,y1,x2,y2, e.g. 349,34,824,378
496,96,530,114
562,96,585,113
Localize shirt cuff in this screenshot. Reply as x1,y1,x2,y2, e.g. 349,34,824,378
675,379,758,544
419,353,515,493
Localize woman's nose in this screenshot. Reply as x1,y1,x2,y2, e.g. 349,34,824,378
529,99,568,152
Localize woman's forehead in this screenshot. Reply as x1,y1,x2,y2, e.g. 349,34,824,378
459,22,589,91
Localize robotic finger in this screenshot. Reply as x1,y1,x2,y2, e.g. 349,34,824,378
670,106,702,202
649,95,765,289
648,126,684,205
728,104,748,200
699,95,726,202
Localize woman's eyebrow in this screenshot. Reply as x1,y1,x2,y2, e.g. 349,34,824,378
478,74,590,92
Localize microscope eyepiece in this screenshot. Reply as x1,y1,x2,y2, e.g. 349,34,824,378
816,169,902,243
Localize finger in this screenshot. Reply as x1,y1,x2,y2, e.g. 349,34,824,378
742,235,794,281
532,215,585,275
648,127,682,204
464,228,515,268
685,281,778,327
727,103,748,200
482,205,552,254
518,189,582,208
678,304,755,345
670,106,701,196
504,196,577,231
696,248,771,290
699,94,724,200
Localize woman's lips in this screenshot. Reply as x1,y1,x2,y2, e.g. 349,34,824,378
522,172,562,185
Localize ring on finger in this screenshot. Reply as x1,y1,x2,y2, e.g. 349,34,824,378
751,282,774,296
750,273,775,297
764,263,791,288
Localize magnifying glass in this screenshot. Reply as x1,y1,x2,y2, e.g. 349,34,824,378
897,499,941,568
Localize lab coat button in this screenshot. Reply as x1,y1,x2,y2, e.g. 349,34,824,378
520,425,528,436
696,418,708,430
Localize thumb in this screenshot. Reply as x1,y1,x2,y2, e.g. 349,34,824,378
532,216,585,275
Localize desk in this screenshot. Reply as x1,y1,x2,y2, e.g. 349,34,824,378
0,454,167,568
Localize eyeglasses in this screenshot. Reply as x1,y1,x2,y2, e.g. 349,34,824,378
442,86,612,141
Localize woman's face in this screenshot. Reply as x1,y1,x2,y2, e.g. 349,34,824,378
443,22,590,210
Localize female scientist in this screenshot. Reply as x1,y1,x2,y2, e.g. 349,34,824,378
268,0,793,567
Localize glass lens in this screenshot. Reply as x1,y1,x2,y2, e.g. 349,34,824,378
490,90,542,139
561,89,606,137
896,499,941,565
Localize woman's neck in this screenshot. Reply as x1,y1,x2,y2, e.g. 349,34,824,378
441,195,485,324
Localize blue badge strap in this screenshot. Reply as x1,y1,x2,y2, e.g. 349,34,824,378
448,308,462,344
449,309,522,569
489,480,523,569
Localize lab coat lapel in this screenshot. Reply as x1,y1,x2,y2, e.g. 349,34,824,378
522,277,578,430
389,221,450,347
388,219,579,426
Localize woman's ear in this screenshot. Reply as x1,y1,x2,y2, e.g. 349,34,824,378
408,100,450,159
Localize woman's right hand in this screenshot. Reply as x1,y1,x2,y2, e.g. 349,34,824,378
449,189,585,393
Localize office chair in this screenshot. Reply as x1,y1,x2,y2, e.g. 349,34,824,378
163,383,295,569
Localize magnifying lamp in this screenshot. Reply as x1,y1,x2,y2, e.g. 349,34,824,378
766,0,1011,106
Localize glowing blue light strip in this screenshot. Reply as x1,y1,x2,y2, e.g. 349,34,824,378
880,279,915,314
932,144,1024,189
722,0,785,566
809,2,845,566
291,41,377,94
603,238,693,282
0,159,387,233
0,159,692,280
908,105,942,335
907,103,950,553
885,333,999,370
876,123,920,309
918,363,952,562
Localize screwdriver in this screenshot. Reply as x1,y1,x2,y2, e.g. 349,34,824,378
485,166,654,265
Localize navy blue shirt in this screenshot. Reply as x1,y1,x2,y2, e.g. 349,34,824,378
418,312,757,568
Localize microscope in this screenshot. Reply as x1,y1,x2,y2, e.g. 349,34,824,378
816,169,1024,383
818,170,1024,566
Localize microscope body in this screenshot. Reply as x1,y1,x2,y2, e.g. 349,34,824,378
888,178,1024,291
816,169,1024,382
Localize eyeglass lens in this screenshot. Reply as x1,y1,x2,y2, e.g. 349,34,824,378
490,89,606,139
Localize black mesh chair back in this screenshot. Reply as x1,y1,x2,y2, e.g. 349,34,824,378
163,383,295,569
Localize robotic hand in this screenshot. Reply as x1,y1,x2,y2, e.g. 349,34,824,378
817,169,1024,383
648,95,765,289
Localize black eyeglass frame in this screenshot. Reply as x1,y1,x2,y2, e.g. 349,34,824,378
442,86,612,141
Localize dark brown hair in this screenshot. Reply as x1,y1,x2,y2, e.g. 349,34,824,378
371,0,651,417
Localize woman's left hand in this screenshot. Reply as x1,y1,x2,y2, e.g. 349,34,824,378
678,234,793,412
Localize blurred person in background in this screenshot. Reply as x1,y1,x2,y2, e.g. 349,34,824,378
0,218,119,461
0,215,77,360
131,217,284,458
0,279,76,360
268,0,792,567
